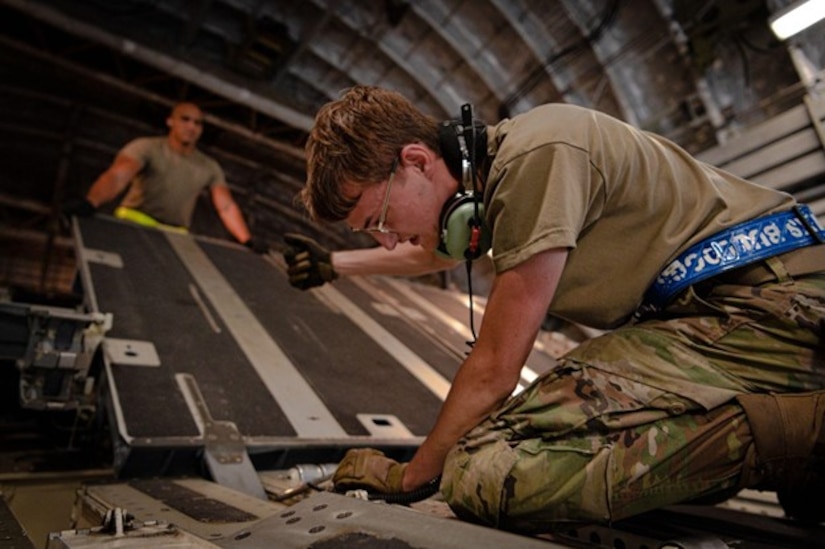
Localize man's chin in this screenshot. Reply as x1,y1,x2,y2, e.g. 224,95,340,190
415,235,438,250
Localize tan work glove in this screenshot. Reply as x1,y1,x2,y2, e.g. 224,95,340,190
333,448,407,493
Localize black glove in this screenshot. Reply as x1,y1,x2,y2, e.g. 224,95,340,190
244,236,269,254
283,233,338,290
62,197,96,218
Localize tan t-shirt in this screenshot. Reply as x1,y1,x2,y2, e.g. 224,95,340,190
118,137,226,227
484,104,795,329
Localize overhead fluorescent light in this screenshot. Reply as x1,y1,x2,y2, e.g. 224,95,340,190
769,0,825,40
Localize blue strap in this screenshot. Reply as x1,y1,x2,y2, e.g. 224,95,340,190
642,204,825,312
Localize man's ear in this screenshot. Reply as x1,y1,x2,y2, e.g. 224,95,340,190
400,144,434,174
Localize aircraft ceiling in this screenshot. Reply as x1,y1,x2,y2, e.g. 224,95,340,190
0,0,823,294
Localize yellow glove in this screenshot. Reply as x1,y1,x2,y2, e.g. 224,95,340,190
333,448,407,493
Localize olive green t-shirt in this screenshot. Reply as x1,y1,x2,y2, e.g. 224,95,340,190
118,137,226,227
484,104,795,329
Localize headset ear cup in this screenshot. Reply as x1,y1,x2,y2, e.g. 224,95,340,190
438,121,464,181
438,105,490,261
440,196,492,260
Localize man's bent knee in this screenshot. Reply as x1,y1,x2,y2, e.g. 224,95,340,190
737,390,825,524
441,438,516,528
442,436,611,533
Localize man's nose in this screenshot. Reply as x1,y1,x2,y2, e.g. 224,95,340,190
373,233,398,251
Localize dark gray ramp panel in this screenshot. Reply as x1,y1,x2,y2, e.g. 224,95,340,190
340,275,559,389
73,216,458,476
199,240,449,437
76,217,294,441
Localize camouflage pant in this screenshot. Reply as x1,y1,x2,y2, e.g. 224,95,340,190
441,269,825,533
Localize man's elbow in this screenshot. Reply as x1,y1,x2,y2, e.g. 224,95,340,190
473,361,522,403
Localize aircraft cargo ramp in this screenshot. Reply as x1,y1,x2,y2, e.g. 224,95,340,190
1,215,823,548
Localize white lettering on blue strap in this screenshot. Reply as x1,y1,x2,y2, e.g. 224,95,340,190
643,205,824,311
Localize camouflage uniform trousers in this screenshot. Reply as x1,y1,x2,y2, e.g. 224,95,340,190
441,268,825,534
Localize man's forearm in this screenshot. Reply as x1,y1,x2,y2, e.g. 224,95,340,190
403,350,519,490
332,242,458,277
86,171,127,207
218,202,252,243
211,185,252,243
86,155,143,207
402,249,567,491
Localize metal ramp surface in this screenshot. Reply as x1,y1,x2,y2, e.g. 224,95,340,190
72,215,556,477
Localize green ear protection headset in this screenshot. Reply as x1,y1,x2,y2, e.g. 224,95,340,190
436,104,492,261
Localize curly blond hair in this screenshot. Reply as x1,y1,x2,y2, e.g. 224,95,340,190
302,86,440,221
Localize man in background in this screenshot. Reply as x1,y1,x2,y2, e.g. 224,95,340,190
67,102,266,252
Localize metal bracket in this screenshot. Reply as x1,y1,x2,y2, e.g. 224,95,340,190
804,93,825,154
1,302,111,410
84,248,124,269
103,338,160,367
176,373,267,501
357,414,413,438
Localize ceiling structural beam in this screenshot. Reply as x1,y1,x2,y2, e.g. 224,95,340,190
406,1,508,109
275,2,372,103
492,0,629,119
788,45,825,94
558,0,637,125
0,191,53,215
0,226,74,249
560,0,637,124
149,1,248,50
303,0,459,118
804,93,825,154
294,32,359,103
284,0,368,102
304,0,498,116
379,28,462,114
0,33,306,164
650,0,728,139
2,0,315,133
269,11,331,88
560,0,691,131
489,0,583,112
181,0,214,49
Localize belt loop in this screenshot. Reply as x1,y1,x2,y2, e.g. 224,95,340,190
765,255,792,283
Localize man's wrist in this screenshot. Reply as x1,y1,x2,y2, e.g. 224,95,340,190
329,250,356,277
402,457,438,492
244,236,268,254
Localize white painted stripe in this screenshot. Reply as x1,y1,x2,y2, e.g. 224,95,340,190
72,216,100,314
381,278,537,392
103,361,134,443
175,373,206,436
189,283,221,334
315,282,452,401
380,278,474,343
166,233,346,437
